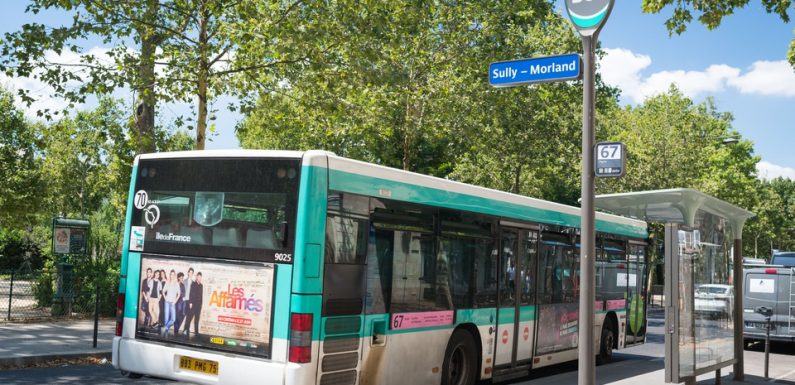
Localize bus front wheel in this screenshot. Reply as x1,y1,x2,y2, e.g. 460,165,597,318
441,330,478,385
597,326,615,365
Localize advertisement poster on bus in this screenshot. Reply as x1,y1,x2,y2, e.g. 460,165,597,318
136,255,275,357
536,303,579,354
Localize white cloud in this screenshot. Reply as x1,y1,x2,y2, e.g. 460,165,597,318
757,160,795,180
0,46,118,119
728,60,795,97
600,48,795,103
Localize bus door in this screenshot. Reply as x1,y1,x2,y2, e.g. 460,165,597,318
495,225,538,369
626,241,647,343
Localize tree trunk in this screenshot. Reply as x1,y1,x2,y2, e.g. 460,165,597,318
195,1,210,150
134,0,160,154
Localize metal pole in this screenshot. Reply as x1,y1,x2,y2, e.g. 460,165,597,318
764,315,770,379
578,34,596,385
732,238,744,380
93,282,100,348
7,272,14,322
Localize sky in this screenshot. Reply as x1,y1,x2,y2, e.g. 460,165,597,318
1,1,793,180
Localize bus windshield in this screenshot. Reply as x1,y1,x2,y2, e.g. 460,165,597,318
129,158,300,263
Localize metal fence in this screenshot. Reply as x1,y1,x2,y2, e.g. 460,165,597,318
0,269,115,323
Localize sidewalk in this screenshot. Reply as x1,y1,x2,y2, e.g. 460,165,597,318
0,319,114,368
518,347,795,385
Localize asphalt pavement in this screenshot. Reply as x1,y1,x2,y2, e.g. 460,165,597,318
0,314,793,384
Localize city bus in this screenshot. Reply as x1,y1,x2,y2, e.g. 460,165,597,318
113,150,649,385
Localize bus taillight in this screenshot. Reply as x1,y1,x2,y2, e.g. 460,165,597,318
289,313,313,363
115,293,125,337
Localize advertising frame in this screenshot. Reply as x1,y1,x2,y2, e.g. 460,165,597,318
135,253,277,359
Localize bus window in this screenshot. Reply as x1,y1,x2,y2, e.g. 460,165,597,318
519,231,538,306
131,158,299,263
325,193,369,264
538,233,578,304
370,200,448,313
440,210,496,309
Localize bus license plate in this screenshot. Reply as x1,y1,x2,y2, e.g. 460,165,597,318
179,356,219,375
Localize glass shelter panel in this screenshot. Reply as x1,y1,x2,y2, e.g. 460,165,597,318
675,210,735,378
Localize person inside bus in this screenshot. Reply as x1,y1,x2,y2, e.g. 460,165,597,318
140,268,153,327
161,270,180,337
184,272,203,336
148,270,162,328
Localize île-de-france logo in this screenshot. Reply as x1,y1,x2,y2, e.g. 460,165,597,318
134,190,160,229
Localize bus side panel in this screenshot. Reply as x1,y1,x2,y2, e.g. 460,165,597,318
122,251,143,326
119,164,139,294
292,159,328,294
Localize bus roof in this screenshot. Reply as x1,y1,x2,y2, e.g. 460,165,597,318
320,152,647,238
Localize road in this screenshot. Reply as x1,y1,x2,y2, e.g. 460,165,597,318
0,315,793,384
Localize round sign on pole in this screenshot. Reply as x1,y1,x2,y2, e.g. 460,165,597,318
564,0,615,37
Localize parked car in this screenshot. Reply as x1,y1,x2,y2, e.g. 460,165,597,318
694,284,734,319
743,261,795,345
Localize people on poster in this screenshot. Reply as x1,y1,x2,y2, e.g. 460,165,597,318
185,272,203,336
161,270,180,337
174,272,186,334
140,268,153,326
147,270,161,327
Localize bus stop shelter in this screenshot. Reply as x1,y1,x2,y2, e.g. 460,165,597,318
594,189,755,384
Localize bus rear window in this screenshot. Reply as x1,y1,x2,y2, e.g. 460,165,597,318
129,158,300,263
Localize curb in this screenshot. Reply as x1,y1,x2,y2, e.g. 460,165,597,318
0,351,111,369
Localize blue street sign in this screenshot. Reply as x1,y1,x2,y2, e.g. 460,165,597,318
488,53,582,87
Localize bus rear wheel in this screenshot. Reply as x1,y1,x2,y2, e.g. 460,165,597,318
597,325,615,365
441,330,478,385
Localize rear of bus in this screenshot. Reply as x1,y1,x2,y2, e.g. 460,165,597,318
113,150,324,384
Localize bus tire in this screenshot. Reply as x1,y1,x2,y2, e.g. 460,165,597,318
122,371,143,379
441,329,478,385
597,325,615,365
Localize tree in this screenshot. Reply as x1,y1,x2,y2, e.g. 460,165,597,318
1,0,313,150
642,0,795,68
237,0,605,192
0,88,45,228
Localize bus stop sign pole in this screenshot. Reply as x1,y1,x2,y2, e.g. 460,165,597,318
564,1,615,384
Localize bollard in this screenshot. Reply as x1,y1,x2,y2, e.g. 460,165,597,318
764,314,771,380
93,282,100,348
755,306,773,380
7,272,14,321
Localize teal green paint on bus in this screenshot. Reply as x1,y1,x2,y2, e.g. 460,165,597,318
124,252,142,318
290,294,323,340
272,264,293,339
326,169,646,238
292,164,328,294
456,308,495,326
119,165,138,294
519,306,536,322
497,307,516,325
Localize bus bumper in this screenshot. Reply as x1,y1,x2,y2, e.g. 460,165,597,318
113,337,311,385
